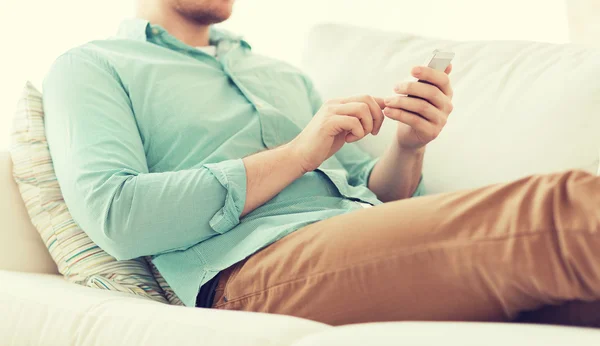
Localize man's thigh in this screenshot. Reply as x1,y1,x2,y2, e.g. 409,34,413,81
212,171,600,325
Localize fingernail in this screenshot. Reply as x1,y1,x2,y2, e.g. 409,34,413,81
384,97,393,104
413,67,422,75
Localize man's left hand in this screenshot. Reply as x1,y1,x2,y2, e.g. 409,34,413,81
383,65,454,150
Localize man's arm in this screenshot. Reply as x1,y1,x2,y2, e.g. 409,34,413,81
302,74,424,202
44,52,378,260
241,92,389,214
240,144,304,216
369,65,455,201
244,92,400,212
368,145,424,202
301,67,451,203
44,51,290,261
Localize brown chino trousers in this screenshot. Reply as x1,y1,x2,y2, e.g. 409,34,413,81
211,170,600,326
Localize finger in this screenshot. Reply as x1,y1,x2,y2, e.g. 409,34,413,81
383,108,439,141
392,81,448,110
333,102,374,135
340,96,384,135
445,64,453,75
340,95,385,135
373,97,386,109
411,66,453,98
370,97,386,135
383,96,444,124
332,115,365,143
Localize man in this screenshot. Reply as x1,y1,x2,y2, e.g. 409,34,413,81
43,0,600,326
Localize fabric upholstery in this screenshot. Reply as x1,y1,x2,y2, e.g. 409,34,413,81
2,270,599,345
0,151,57,274
292,321,600,346
0,270,327,346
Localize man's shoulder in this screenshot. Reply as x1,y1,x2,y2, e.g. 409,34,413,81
48,37,150,78
54,41,104,61
45,38,140,89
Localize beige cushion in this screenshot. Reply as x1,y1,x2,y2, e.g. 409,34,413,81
0,151,58,274
10,82,182,305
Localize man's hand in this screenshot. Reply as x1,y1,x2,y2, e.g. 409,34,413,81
288,95,385,173
383,65,454,150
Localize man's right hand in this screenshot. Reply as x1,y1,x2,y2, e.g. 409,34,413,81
288,95,386,173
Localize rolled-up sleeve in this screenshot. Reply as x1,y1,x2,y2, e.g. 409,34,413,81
204,160,247,234
43,50,247,261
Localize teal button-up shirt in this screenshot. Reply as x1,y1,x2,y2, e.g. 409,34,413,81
43,19,423,307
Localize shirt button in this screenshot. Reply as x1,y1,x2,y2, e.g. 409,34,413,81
255,101,264,108
151,28,160,35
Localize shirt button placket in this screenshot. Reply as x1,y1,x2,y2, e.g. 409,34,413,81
222,61,273,148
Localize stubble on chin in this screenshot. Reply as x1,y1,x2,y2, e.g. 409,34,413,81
171,0,233,25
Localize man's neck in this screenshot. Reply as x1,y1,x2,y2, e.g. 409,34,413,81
138,6,211,47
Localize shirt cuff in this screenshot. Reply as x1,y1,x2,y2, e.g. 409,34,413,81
411,175,425,197
203,159,247,234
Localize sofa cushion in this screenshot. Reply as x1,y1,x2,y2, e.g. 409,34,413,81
302,24,600,194
0,151,57,274
0,270,329,346
10,82,182,305
292,321,600,346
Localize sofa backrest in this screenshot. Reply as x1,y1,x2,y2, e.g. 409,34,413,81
0,151,58,274
302,24,600,194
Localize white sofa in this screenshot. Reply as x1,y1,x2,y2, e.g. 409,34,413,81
3,23,600,345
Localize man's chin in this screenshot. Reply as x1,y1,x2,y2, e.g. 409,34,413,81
205,15,231,25
185,12,231,25
214,11,233,23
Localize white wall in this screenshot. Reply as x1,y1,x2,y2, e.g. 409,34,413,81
566,0,600,45
0,0,569,149
0,0,134,149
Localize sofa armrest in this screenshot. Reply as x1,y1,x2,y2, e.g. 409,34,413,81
0,270,329,346
0,151,58,274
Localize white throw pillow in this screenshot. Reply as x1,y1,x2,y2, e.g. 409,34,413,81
302,24,600,194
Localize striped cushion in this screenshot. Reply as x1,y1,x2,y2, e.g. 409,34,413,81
10,82,184,306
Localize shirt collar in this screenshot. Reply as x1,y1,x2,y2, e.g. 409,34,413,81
115,18,251,49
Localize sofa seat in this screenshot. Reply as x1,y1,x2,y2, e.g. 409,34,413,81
293,321,600,346
4,270,600,345
0,270,329,346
